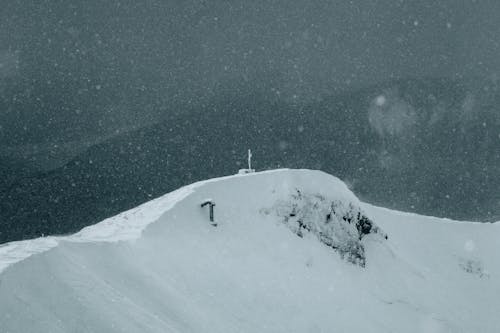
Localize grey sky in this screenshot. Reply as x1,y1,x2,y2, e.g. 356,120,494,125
0,0,499,148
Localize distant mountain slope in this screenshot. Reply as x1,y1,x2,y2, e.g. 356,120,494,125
1,77,499,243
0,169,498,332
0,156,38,193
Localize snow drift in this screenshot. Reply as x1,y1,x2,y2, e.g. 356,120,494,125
0,169,499,332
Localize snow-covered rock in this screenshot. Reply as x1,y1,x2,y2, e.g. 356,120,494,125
263,188,387,266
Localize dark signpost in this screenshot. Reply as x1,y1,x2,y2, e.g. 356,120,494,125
201,200,217,226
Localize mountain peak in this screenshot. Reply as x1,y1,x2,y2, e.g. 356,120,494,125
0,169,499,332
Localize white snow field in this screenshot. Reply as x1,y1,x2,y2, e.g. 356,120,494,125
0,169,499,332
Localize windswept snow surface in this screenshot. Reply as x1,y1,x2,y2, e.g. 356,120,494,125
0,169,499,332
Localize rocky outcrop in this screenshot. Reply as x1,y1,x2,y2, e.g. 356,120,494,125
264,189,387,267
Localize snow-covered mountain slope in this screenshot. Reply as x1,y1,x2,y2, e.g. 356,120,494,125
0,169,499,332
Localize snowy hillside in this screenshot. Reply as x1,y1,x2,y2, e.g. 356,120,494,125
0,169,499,332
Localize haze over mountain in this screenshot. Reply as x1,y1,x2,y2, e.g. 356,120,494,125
2,0,500,149
1,2,500,242
1,76,499,244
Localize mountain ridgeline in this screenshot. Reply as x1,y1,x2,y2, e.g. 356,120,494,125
1,169,499,332
1,77,499,243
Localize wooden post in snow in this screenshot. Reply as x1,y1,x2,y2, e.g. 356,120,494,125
201,199,216,226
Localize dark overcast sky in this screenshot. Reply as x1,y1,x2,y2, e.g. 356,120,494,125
1,0,500,148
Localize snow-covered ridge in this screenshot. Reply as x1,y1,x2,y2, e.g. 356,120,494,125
0,169,286,274
2,167,494,275
3,168,351,273
0,186,188,273
1,169,499,332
